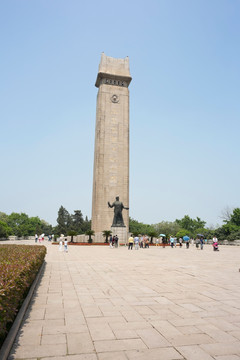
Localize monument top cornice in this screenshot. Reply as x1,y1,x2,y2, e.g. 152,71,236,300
95,53,132,88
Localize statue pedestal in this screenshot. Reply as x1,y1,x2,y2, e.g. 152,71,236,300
111,226,128,246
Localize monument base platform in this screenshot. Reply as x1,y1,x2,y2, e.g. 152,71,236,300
111,226,128,246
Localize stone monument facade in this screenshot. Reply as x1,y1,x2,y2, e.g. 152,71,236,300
91,53,132,235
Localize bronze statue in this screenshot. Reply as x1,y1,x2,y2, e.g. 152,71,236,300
108,196,129,227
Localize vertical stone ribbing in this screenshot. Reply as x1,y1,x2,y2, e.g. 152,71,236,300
91,54,131,234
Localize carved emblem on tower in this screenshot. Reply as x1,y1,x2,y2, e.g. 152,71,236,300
111,94,119,103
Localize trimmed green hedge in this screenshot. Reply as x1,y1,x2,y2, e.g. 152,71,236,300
0,245,46,347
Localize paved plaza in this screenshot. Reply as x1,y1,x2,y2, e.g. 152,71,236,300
6,241,240,360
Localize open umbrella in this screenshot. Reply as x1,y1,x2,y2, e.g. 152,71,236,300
159,234,166,237
183,235,190,241
197,234,204,237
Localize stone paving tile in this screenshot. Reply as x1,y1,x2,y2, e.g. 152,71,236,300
16,332,42,346
86,316,126,326
25,307,45,320
176,345,215,360
200,342,240,356
94,339,147,352
98,351,128,359
170,333,214,346
63,299,81,311
9,343,67,359
214,356,240,360
98,304,122,317
46,296,64,305
206,317,240,331
150,319,183,338
67,333,94,354
45,308,65,320
197,323,238,343
65,312,86,326
42,323,88,335
126,347,183,360
120,309,145,322
81,305,103,317
15,322,43,345
230,330,240,340
42,355,97,360
136,327,171,348
112,329,138,339
109,320,152,331
88,322,115,341
41,334,66,345
177,325,201,335
134,305,156,315
169,317,206,327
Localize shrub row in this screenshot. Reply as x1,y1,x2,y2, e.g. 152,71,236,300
0,244,46,347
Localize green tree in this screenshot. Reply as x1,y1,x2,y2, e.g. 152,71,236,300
153,221,180,238
72,210,84,233
102,230,112,243
147,230,158,243
68,230,77,242
85,229,95,243
0,221,12,238
215,207,240,240
7,212,30,237
56,206,72,235
129,217,155,235
81,216,91,233
0,212,8,223
176,229,190,238
175,215,206,233
230,208,240,226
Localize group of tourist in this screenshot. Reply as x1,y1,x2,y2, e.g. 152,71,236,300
109,235,119,248
128,235,150,250
35,234,54,243
126,234,220,251
58,234,68,252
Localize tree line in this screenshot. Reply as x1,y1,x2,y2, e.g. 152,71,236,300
129,208,240,241
0,206,91,239
1,206,240,241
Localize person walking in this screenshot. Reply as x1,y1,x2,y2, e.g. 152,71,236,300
134,235,139,250
35,234,38,243
115,235,119,248
128,235,134,250
145,236,149,248
170,236,174,248
179,237,183,248
109,235,113,248
58,239,63,251
64,238,68,252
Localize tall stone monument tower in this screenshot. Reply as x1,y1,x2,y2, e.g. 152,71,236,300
91,53,132,236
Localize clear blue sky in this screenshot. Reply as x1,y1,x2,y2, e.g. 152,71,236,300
1,0,239,228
